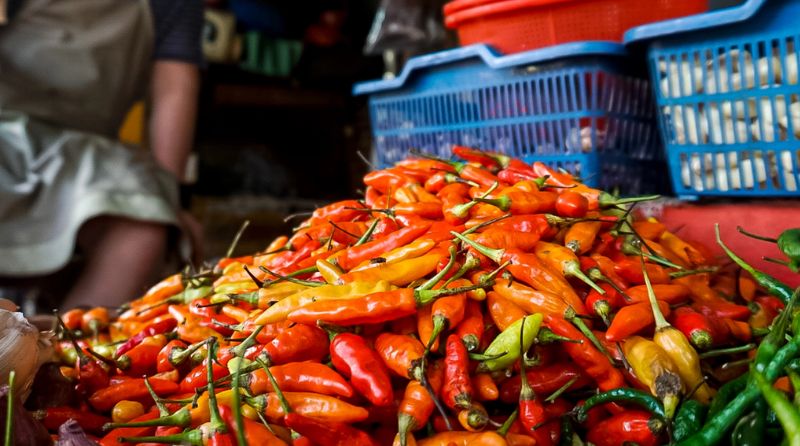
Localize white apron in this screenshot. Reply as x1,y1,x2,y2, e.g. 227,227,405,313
0,0,180,276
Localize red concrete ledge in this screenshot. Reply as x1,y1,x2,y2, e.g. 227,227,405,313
639,200,800,288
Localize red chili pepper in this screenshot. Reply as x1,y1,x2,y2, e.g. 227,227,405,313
545,315,624,391
303,200,367,227
442,334,473,410
613,258,671,285
691,300,752,321
115,317,177,358
263,323,329,365
605,301,671,342
499,363,592,404
584,283,625,324
374,333,425,380
453,163,500,188
284,412,379,446
156,339,188,373
555,191,589,218
98,408,159,446
245,362,354,399
179,362,228,393
37,406,110,435
329,332,394,406
473,229,541,252
588,255,629,290
486,214,550,235
365,186,390,207
89,378,178,412
117,334,168,377
455,299,484,352
670,306,715,350
363,168,418,194
517,317,552,446
586,410,665,446
453,145,510,169
333,223,432,271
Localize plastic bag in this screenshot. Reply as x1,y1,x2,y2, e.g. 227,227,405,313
363,0,448,55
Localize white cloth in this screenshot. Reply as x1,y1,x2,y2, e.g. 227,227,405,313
0,0,180,276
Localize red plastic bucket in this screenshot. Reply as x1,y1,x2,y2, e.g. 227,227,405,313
444,0,707,54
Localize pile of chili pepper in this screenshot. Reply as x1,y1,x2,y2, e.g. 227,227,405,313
25,145,800,446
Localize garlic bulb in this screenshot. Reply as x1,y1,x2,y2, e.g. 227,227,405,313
0,309,56,401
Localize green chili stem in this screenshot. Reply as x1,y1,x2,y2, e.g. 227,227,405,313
4,371,14,446
737,226,778,243
544,376,579,403
231,352,247,446
354,218,380,246
699,343,756,359
763,256,791,267
257,359,291,415
418,246,458,291
460,213,512,236
640,254,670,331
716,224,793,304
225,220,250,259
565,308,614,364
669,267,719,279
257,266,322,288
144,377,170,417
496,409,518,437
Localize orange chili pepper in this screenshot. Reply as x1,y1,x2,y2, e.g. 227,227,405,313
374,333,425,380
486,290,527,331
491,279,569,318
626,283,690,305
606,301,672,342
472,373,499,401
565,219,603,255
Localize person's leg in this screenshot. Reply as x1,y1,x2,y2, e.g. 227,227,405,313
61,216,168,309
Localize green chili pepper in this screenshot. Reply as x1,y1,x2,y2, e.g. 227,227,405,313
673,400,706,443
754,288,800,374
558,416,577,446
477,313,542,372
717,225,794,304
575,388,665,422
753,371,800,445
708,372,748,418
677,334,800,446
731,399,766,446
777,228,800,272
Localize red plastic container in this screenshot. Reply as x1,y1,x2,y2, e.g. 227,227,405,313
443,0,707,54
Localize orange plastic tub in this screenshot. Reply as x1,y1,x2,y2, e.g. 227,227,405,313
443,0,707,54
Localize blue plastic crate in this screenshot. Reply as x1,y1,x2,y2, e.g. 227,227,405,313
626,0,800,198
353,43,665,193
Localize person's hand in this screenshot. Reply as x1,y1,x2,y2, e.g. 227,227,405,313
177,210,204,266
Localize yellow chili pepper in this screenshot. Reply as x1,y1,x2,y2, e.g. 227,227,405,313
213,281,258,295
622,336,683,419
340,254,441,286
316,259,343,283
351,238,436,271
253,280,396,324
641,259,715,405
